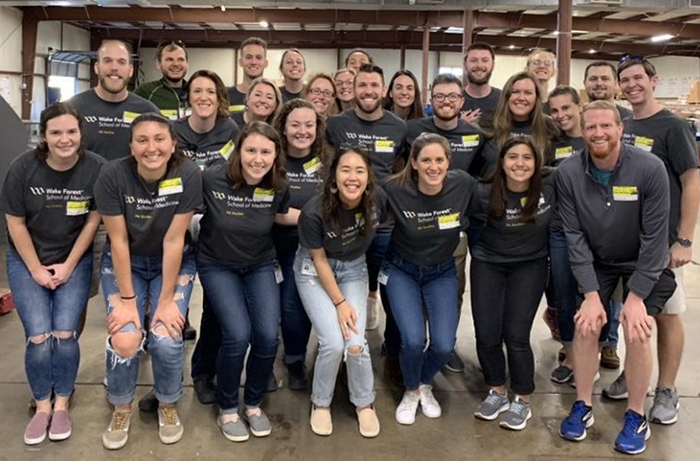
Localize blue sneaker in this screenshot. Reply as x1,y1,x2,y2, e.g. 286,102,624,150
615,410,651,455
559,401,594,441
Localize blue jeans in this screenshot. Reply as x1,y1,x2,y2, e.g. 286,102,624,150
294,248,375,407
605,300,622,349
7,248,92,401
101,244,196,405
367,232,401,360
383,252,458,391
198,259,280,411
549,230,578,346
278,249,311,364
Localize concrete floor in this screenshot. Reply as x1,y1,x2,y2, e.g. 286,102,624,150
1,224,700,461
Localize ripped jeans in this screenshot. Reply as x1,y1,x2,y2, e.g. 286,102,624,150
100,243,196,406
7,248,92,401
294,248,375,408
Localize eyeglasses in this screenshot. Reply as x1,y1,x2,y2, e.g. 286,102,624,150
529,59,553,67
432,93,462,102
309,87,334,98
619,54,647,64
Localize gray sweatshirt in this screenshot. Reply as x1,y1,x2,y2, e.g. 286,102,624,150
556,144,670,298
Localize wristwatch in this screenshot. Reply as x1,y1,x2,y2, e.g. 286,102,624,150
677,238,693,248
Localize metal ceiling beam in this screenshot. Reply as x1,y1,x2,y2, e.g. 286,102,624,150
22,5,700,41
90,27,700,57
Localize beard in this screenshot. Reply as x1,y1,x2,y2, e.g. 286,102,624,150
99,74,128,94
433,105,460,122
467,68,493,85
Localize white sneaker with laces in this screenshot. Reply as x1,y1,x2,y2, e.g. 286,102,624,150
395,391,420,425
419,384,442,418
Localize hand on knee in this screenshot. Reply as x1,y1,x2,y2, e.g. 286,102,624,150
110,332,143,359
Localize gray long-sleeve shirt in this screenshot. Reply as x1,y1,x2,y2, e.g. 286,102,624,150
556,144,670,298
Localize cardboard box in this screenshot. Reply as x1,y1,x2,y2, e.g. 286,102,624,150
688,80,700,103
0,289,15,315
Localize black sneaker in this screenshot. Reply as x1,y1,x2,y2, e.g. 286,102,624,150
138,389,158,412
286,362,309,391
183,320,197,341
444,351,465,373
193,376,217,405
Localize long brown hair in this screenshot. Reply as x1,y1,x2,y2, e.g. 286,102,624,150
488,71,555,163
383,70,424,120
37,102,85,160
487,135,543,223
226,121,286,190
273,99,330,166
389,132,451,187
322,146,376,236
187,70,230,119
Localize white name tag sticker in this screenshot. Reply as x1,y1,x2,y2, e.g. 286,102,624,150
438,213,460,230
378,270,389,286
253,188,274,202
300,259,318,276
613,186,638,201
159,177,183,196
303,156,322,175
66,200,90,216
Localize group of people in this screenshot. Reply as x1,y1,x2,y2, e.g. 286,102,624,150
1,35,697,457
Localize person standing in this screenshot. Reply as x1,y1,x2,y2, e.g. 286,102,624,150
584,61,632,120
558,101,675,455
603,56,700,426
461,42,502,129
1,102,104,445
279,49,306,103
384,70,424,121
228,37,269,114
135,41,189,120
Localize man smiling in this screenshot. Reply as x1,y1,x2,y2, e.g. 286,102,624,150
135,41,189,120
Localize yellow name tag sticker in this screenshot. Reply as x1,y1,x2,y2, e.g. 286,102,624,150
229,104,246,113
160,109,178,120
66,200,90,216
555,146,573,159
303,156,322,175
159,177,183,196
219,140,235,159
613,186,638,201
374,140,395,153
462,134,479,147
634,136,654,152
438,213,460,230
123,111,140,124
253,187,274,202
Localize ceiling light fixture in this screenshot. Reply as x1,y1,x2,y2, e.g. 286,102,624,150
260,20,269,28
509,44,515,49
220,5,225,11
651,34,674,43
589,49,596,54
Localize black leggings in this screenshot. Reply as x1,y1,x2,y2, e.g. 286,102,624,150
470,257,548,395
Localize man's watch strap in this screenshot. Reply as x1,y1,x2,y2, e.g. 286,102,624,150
677,238,692,248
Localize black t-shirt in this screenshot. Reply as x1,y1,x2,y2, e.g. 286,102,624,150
230,111,246,128
617,104,633,120
70,89,159,161
94,157,202,257
198,162,291,267
280,86,302,104
385,170,477,266
406,117,486,174
227,87,246,113
622,109,700,244
298,189,387,261
1,149,106,265
550,134,586,166
469,175,556,263
174,117,240,170
272,152,325,253
326,109,408,184
461,87,502,131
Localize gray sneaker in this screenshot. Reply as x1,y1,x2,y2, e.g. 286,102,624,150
602,372,628,400
474,389,510,421
157,405,184,444
245,409,272,437
550,365,574,384
649,386,679,425
499,397,532,431
217,413,249,442
102,409,132,450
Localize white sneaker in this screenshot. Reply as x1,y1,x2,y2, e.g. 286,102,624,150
395,391,420,425
366,296,379,331
419,384,442,418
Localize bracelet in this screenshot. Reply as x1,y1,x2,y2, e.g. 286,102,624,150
120,294,136,300
332,297,345,307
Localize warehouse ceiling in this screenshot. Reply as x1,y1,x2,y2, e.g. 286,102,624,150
9,1,700,58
